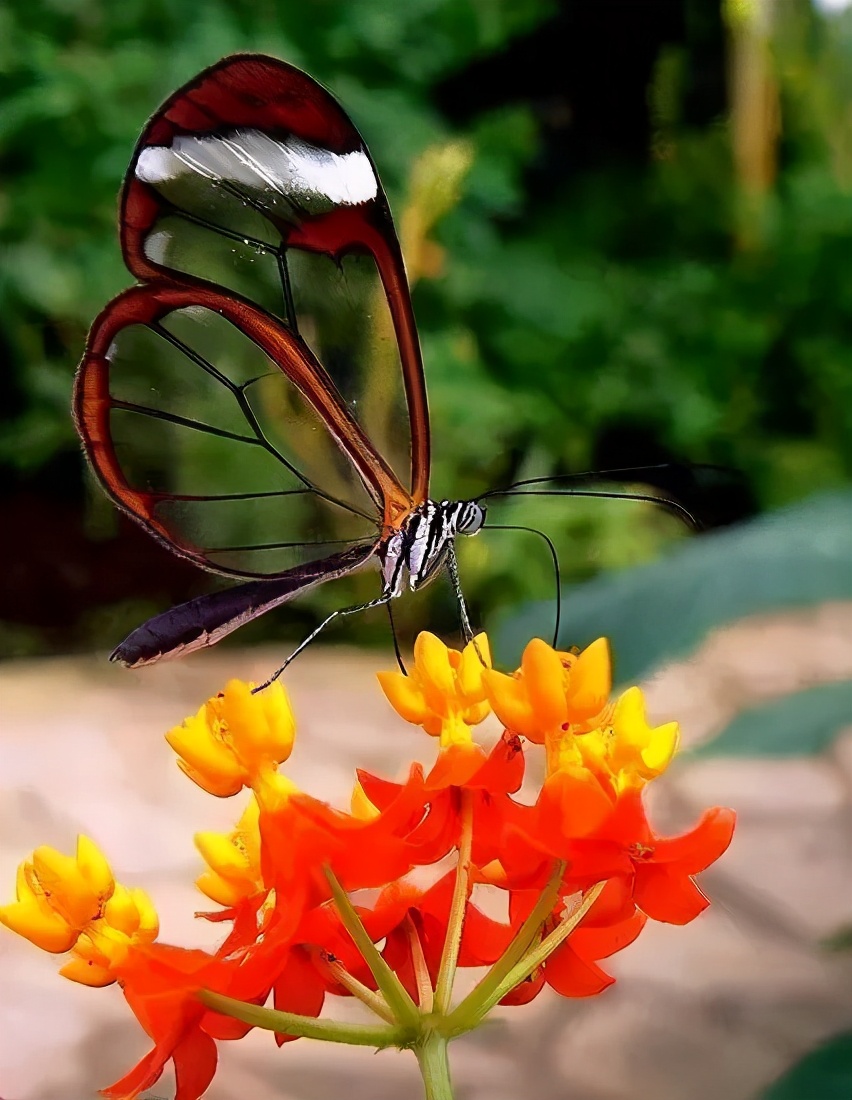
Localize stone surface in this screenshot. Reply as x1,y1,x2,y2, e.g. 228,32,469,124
2,604,852,1099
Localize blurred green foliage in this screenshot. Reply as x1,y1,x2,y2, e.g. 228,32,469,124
496,489,852,677
1,0,851,653
761,1032,852,1099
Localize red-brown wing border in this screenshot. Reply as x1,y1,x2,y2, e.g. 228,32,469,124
120,53,431,504
73,281,414,576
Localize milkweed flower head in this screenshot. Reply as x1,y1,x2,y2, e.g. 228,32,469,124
1,633,735,1100
166,678,296,799
377,631,492,744
0,836,158,988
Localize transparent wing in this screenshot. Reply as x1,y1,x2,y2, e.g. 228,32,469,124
120,53,430,503
74,283,403,578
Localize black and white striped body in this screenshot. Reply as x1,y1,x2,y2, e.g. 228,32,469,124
379,500,485,598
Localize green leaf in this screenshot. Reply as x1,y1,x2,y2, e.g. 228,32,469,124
762,1032,852,1099
822,924,852,952
495,490,852,682
695,680,852,758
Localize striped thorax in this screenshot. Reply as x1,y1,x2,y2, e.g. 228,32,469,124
379,500,485,598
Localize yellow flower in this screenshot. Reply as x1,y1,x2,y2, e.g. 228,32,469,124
483,637,611,743
553,686,679,794
0,836,115,952
377,632,491,747
59,884,159,987
606,686,679,787
166,679,296,796
0,836,158,987
195,797,265,907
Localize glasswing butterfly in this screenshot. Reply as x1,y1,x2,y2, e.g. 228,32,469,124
74,54,707,684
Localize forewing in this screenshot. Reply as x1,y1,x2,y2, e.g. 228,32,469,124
74,283,403,578
122,54,430,502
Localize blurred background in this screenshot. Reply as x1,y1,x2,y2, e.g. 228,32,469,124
2,1,852,1098
1,0,850,662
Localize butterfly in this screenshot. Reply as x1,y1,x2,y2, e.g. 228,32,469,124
74,54,707,684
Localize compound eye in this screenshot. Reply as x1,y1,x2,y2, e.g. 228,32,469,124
459,503,485,534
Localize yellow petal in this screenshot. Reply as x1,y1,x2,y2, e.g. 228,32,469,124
0,898,77,953
642,721,680,775
220,680,295,763
101,885,138,931
611,687,680,782
521,639,568,730
414,632,455,713
101,884,158,941
376,670,429,725
195,831,249,876
464,700,491,726
258,681,296,758
59,957,115,987
75,836,115,899
457,633,492,700
175,758,244,797
195,870,246,907
166,713,242,786
612,685,645,734
350,781,380,821
31,845,108,928
129,888,159,940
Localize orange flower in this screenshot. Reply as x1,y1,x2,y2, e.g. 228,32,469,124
483,637,611,744
60,883,158,986
501,902,647,1004
0,628,735,1100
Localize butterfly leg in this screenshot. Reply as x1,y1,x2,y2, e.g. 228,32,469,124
253,590,395,691
386,601,408,674
445,541,488,665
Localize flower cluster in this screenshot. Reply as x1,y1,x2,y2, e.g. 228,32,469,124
1,635,735,1100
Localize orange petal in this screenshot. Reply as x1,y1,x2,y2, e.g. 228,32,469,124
634,864,710,925
540,768,614,840
545,944,614,997
482,669,537,739
567,638,611,722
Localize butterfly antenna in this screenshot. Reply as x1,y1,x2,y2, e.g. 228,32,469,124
480,463,680,498
485,487,700,531
386,601,408,674
484,523,562,648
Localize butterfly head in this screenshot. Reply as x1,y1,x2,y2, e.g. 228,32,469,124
455,501,486,536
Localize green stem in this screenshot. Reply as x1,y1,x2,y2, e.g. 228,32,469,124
199,989,406,1048
415,1030,454,1100
324,865,420,1029
325,956,396,1023
434,790,473,1014
475,881,606,1016
405,914,434,1013
444,859,565,1036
